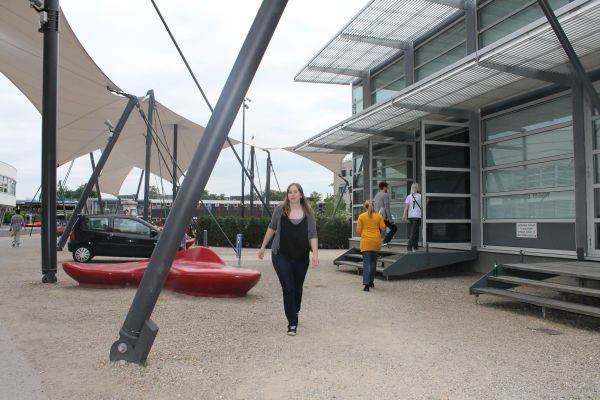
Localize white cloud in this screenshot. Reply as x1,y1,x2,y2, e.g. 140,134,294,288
0,0,365,199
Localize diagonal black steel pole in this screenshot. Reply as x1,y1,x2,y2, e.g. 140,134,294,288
537,0,600,114
39,0,60,284
110,0,288,364
89,153,104,214
57,96,138,250
143,90,155,221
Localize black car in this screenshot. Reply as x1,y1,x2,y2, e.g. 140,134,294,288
67,214,161,263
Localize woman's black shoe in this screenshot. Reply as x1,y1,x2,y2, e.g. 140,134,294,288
369,281,374,288
363,285,370,292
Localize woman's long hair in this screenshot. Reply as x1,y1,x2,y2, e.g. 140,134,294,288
411,182,421,194
364,200,374,218
281,182,313,216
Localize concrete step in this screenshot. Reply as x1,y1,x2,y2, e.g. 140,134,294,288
472,287,600,318
489,275,600,298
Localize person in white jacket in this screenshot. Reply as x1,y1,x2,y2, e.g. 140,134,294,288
402,183,423,252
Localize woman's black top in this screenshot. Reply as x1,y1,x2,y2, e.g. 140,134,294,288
278,214,310,260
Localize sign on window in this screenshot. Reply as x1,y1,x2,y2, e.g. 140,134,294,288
516,222,537,238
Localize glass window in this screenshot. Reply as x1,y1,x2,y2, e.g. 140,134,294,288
485,158,574,193
114,218,151,235
82,217,109,232
485,126,573,167
427,197,471,219
415,20,466,81
485,191,575,219
416,44,466,81
372,143,412,158
484,96,571,141
426,171,470,194
426,223,470,242
373,160,412,181
372,78,406,105
478,0,570,48
370,57,405,106
426,145,470,168
352,84,363,114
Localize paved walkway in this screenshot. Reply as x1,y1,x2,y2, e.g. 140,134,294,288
1,234,599,399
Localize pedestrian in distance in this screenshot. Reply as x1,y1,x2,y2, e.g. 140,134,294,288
9,208,25,248
258,182,319,336
373,181,397,247
357,200,385,292
403,182,423,252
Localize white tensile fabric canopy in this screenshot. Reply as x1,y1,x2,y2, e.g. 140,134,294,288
0,1,345,196
0,0,239,196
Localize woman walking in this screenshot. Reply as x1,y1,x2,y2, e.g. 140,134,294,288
258,183,319,336
403,182,423,252
356,200,385,292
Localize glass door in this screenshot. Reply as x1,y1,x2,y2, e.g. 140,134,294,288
588,116,600,257
421,120,472,249
371,140,415,242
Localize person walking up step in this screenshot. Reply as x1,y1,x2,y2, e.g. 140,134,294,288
373,181,397,246
357,200,385,292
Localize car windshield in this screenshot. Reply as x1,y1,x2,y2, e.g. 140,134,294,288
82,217,109,232
113,218,151,235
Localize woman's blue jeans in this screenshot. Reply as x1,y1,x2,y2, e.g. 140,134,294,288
272,253,309,327
362,251,377,285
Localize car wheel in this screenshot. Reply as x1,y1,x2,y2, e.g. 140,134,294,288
73,245,93,263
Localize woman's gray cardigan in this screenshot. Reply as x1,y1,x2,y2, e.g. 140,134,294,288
268,206,318,255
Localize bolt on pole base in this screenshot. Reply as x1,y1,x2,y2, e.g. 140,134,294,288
109,319,159,364
41,271,57,283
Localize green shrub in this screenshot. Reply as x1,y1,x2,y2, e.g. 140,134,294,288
195,214,351,249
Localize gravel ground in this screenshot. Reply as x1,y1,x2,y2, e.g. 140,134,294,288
1,234,599,400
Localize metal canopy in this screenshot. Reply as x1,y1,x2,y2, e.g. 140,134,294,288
294,0,461,85
296,0,600,152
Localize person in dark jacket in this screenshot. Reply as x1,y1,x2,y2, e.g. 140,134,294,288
259,182,319,336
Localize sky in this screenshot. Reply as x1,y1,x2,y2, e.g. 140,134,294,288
0,0,364,200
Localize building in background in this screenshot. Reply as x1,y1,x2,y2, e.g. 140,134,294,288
0,161,17,224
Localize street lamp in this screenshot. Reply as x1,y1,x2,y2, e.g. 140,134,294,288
241,97,251,217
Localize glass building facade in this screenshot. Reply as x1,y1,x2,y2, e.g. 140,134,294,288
324,0,598,258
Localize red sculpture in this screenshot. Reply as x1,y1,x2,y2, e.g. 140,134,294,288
62,247,261,298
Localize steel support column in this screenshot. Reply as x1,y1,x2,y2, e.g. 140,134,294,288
572,84,588,260
172,124,178,200
404,43,414,87
39,0,60,283
57,96,138,250
109,0,288,364
143,90,155,221
264,150,272,216
469,112,481,248
465,0,477,54
537,0,600,114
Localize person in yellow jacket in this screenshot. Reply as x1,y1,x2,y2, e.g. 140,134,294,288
356,200,385,292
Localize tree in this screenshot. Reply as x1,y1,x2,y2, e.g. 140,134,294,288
62,184,97,199
322,194,348,217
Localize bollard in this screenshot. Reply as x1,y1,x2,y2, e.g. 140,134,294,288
236,233,243,266
203,230,208,247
